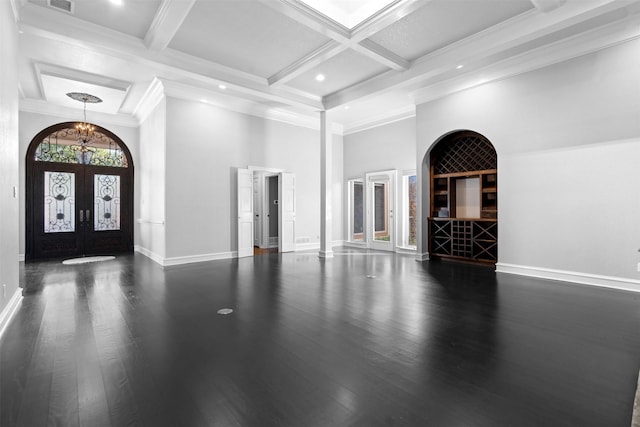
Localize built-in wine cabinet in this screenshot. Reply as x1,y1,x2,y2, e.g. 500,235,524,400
429,131,498,264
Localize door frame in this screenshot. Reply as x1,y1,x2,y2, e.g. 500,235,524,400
365,170,396,252
25,122,134,261
237,166,296,257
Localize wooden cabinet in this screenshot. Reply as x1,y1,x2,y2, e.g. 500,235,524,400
481,172,497,219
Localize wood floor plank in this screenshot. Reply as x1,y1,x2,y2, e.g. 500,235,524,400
1,251,639,426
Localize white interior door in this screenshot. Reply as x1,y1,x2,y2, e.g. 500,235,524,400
279,172,296,253
253,173,261,247
367,171,396,252
237,168,254,258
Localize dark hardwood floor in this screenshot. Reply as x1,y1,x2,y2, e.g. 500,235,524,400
1,249,639,426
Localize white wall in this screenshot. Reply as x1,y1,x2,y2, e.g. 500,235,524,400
164,97,342,260
137,99,166,261
18,111,140,257
416,39,640,285
0,1,20,312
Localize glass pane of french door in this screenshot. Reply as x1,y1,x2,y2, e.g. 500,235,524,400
350,180,364,242
373,182,390,242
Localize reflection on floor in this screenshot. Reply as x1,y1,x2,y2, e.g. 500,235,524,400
2,249,639,426
254,246,278,255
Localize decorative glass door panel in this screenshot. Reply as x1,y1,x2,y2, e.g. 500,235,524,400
94,174,121,231
44,171,75,233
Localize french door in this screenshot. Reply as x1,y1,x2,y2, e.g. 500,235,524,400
366,171,396,252
29,162,132,260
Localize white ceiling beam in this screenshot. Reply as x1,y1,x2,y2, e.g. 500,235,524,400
263,0,426,86
18,4,324,111
144,0,197,51
268,41,344,86
257,0,351,40
349,0,432,42
356,40,410,70
530,0,568,13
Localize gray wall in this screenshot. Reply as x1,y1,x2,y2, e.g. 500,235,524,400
0,2,20,312
416,38,640,283
344,118,416,179
163,96,343,260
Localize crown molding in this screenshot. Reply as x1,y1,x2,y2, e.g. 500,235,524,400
342,105,415,135
134,77,165,123
411,12,640,106
20,98,139,128
324,0,634,110
159,79,343,134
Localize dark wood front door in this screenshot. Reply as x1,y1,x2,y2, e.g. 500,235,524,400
29,162,132,260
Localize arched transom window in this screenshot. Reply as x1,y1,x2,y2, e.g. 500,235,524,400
34,126,128,168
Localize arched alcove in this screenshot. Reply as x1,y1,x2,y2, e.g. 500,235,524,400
25,122,134,261
426,130,498,265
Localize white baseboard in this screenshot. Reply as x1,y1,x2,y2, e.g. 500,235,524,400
416,252,430,261
0,288,22,340
318,250,334,258
163,251,235,267
342,241,366,249
134,245,165,265
295,240,343,252
395,246,417,255
296,242,320,251
496,263,640,293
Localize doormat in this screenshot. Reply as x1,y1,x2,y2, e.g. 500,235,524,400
62,256,115,265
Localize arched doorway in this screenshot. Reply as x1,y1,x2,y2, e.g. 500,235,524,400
26,122,134,261
427,130,497,264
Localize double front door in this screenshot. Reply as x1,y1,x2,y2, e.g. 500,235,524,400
28,162,132,260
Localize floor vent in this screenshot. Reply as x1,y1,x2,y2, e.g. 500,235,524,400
47,0,74,14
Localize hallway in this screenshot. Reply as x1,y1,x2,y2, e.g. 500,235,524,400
1,250,639,426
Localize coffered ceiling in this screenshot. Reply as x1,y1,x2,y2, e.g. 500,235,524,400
11,0,640,133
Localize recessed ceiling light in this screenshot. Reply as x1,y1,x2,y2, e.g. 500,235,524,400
456,65,464,69
110,0,123,5
344,106,350,110
218,84,227,90
315,74,326,82
200,99,207,103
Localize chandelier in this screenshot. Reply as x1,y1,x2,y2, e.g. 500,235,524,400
66,92,102,164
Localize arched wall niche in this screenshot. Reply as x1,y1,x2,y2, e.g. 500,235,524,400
420,129,498,265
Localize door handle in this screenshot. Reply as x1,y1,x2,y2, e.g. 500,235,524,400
79,209,84,223
86,209,90,222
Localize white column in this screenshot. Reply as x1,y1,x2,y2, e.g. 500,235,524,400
319,111,333,258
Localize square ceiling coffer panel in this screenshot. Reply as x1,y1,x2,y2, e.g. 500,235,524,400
47,0,74,14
